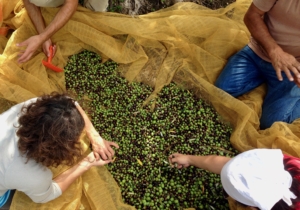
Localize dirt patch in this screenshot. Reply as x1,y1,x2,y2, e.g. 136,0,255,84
108,0,235,15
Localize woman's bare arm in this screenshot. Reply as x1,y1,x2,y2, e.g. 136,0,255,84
53,152,111,192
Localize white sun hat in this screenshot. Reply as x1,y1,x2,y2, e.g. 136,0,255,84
221,149,297,210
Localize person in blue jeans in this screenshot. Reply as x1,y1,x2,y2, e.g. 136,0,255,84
215,0,300,129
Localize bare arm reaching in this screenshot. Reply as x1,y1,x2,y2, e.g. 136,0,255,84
168,153,231,174
22,0,46,34
18,0,78,63
244,3,300,85
53,152,111,192
75,102,119,161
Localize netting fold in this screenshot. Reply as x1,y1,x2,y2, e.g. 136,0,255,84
1,0,298,209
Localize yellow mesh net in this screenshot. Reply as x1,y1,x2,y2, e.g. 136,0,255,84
10,133,134,210
1,0,299,209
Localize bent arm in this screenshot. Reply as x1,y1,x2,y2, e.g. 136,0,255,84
244,3,279,59
38,0,78,43
75,102,119,161
244,3,300,82
18,0,78,63
53,152,111,193
186,155,231,174
23,0,46,34
23,0,77,41
75,102,94,132
169,153,231,174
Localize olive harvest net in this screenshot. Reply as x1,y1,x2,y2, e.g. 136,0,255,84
1,0,300,209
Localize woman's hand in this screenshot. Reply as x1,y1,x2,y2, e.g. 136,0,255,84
74,102,119,161
87,130,119,161
79,152,112,168
54,152,111,193
168,153,191,169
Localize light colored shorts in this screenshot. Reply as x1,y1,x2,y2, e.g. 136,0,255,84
29,0,108,12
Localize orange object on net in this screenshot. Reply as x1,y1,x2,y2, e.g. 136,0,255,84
0,2,8,36
42,46,63,72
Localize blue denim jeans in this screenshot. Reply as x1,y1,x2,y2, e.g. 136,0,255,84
0,190,11,208
215,46,300,129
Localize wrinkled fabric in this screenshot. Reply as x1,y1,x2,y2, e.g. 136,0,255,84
215,46,300,129
9,132,134,210
0,98,63,203
1,0,300,209
221,149,295,210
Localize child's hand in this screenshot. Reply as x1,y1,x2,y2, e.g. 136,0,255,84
168,153,191,169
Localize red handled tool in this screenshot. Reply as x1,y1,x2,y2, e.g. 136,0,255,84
42,46,63,72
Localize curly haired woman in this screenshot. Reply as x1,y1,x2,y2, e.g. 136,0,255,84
0,92,119,208
169,149,300,210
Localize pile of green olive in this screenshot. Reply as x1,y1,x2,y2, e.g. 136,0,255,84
65,50,237,210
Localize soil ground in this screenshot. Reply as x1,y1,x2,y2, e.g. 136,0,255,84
108,0,235,15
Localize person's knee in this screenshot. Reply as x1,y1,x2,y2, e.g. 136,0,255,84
260,106,285,129
260,106,300,129
215,78,233,94
260,115,294,129
215,78,246,98
261,88,300,129
259,118,273,130
215,66,240,96
215,48,262,97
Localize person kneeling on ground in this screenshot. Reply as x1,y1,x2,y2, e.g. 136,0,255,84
18,0,108,63
215,0,300,129
0,92,118,207
169,149,300,210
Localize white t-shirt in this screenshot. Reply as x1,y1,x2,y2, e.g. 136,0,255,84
221,149,294,210
28,0,109,12
0,98,62,203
